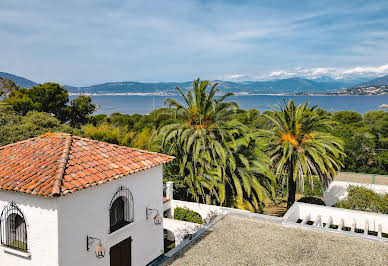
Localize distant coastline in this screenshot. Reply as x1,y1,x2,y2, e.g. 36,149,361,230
68,91,387,97
69,94,388,115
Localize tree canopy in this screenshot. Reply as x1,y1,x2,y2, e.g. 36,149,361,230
5,82,95,126
260,100,345,208
155,79,274,211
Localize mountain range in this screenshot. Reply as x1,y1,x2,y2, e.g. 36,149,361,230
1,71,388,95
356,74,388,87
0,72,38,88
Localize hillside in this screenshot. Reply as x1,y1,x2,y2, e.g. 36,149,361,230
357,74,388,86
332,85,388,95
0,72,79,91
330,74,388,95
0,72,354,95
240,78,349,93
70,78,350,95
0,72,37,88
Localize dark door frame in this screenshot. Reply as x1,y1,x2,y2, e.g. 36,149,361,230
110,236,132,266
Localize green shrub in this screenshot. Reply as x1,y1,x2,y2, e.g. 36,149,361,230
335,185,388,214
174,207,203,224
301,176,324,197
297,196,325,206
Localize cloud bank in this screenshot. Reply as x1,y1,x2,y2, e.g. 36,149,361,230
221,63,388,82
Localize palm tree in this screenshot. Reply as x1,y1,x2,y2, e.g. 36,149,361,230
155,78,274,209
156,78,238,203
260,100,345,209
224,122,275,212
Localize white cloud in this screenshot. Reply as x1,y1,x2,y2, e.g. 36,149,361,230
223,63,388,82
219,74,248,81
259,64,388,81
342,64,388,75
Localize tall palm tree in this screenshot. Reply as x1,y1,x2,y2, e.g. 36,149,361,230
155,79,274,209
156,78,238,203
260,100,345,209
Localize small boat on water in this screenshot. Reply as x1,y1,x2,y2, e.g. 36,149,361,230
379,104,388,109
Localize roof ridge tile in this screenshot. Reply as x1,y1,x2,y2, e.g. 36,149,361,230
51,134,72,196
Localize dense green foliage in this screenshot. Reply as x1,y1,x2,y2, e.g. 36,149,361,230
155,79,274,211
173,207,203,224
83,109,169,149
5,82,95,126
335,185,388,214
0,111,77,146
331,110,388,174
260,100,345,208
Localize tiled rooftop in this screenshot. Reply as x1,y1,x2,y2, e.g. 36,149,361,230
0,133,173,197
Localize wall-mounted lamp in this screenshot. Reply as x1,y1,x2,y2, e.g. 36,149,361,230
146,207,162,225
87,236,105,259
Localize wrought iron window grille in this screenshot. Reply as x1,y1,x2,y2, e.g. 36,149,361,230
109,186,134,233
0,201,28,252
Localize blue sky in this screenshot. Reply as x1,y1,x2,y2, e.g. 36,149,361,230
1,0,388,86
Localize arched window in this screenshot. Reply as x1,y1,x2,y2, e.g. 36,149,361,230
0,202,28,251
109,186,134,233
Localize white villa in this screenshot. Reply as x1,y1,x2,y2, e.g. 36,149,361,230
0,133,173,266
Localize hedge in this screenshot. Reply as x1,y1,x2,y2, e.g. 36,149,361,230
174,207,203,224
297,196,325,206
334,185,388,214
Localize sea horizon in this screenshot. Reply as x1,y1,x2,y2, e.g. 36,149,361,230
69,94,388,115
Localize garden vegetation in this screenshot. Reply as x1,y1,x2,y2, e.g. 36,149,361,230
335,185,388,214
1,78,387,212
173,207,203,224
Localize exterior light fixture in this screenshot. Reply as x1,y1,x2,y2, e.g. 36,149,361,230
154,213,162,225
146,207,162,225
87,236,105,259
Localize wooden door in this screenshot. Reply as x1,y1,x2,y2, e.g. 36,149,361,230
110,237,132,266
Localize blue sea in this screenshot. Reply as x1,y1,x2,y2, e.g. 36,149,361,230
69,95,388,115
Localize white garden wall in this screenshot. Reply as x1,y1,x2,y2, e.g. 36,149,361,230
0,191,59,266
324,181,388,206
169,200,253,220
57,165,164,266
283,202,388,241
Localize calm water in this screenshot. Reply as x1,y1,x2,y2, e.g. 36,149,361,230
69,95,388,115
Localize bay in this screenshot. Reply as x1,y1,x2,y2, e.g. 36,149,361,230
69,95,388,115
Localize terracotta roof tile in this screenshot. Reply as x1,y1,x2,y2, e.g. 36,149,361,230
0,133,174,197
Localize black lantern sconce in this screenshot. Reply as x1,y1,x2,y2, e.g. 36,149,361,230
146,207,162,225
87,236,105,259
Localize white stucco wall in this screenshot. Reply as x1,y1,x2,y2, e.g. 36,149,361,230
0,191,59,266
169,200,252,220
283,202,388,237
0,165,164,266
324,181,388,206
57,165,164,266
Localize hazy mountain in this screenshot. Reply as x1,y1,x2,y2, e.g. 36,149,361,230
0,72,37,88
237,77,349,93
312,76,373,84
0,72,79,91
71,77,350,94
0,72,360,95
356,74,388,86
